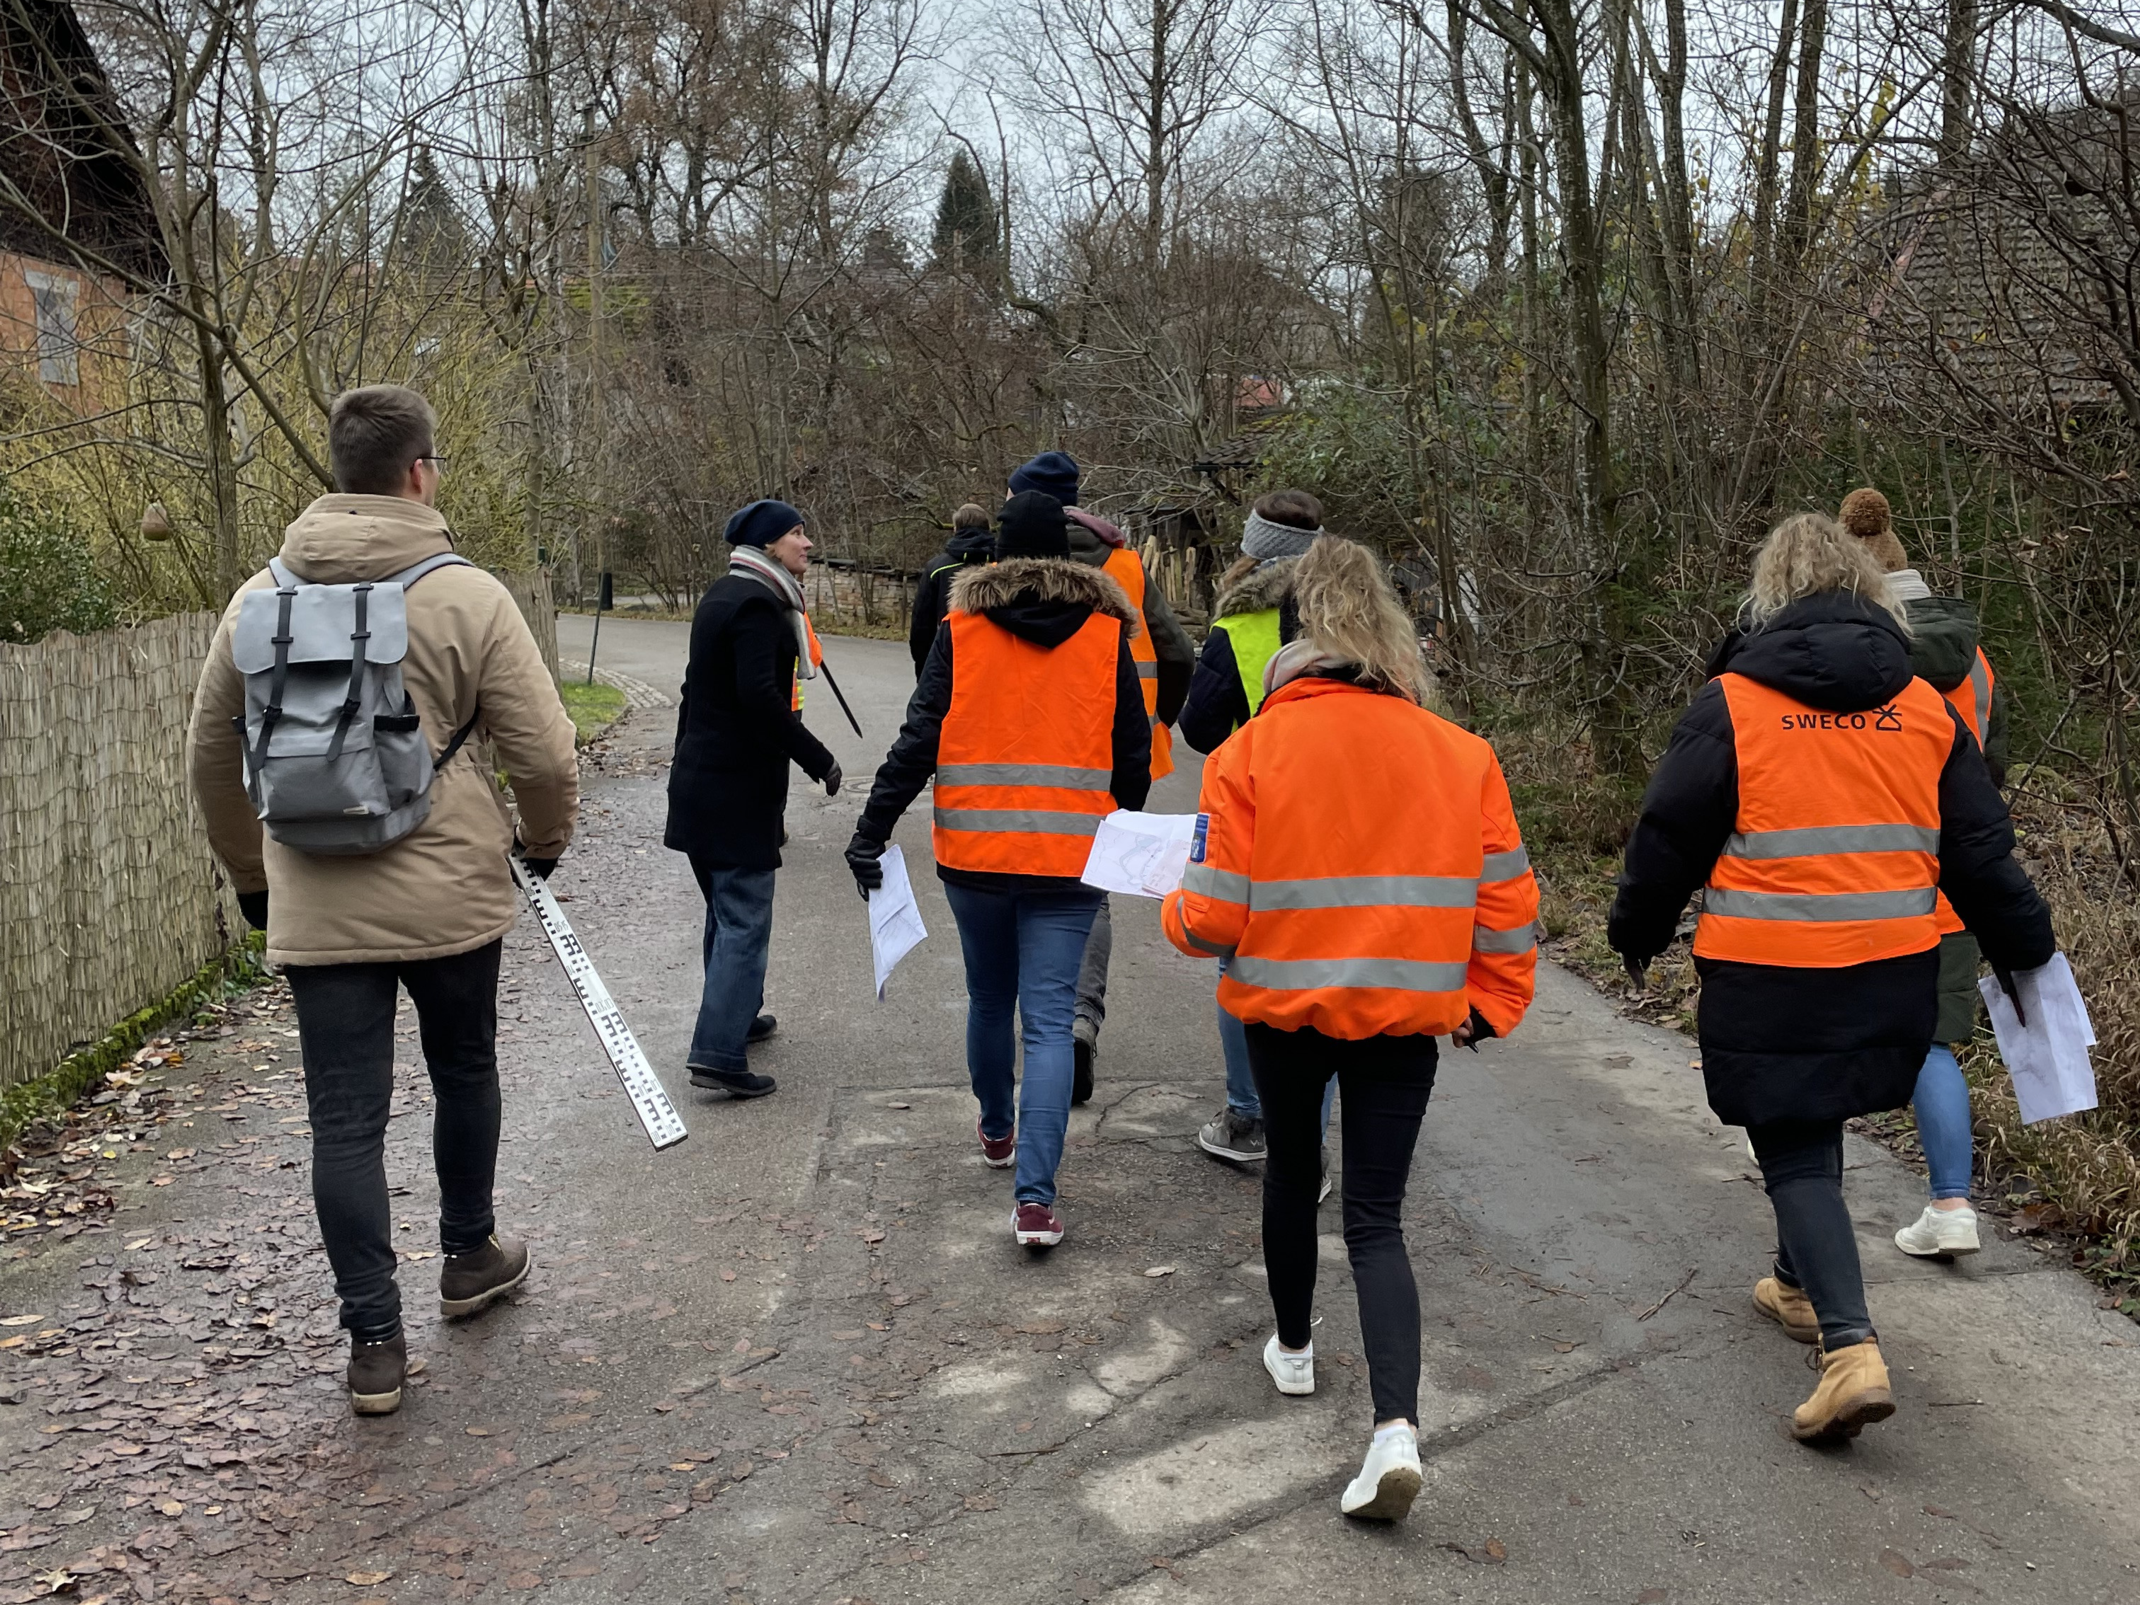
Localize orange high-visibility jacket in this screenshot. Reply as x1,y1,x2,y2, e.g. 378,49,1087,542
932,607,1124,878
1101,547,1175,780
1695,674,1953,967
1932,647,1997,935
1161,677,1538,1039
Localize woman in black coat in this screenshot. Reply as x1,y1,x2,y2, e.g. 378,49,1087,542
1609,513,2052,1445
664,499,841,1097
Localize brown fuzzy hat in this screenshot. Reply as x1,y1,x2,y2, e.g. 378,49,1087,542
1839,487,1909,573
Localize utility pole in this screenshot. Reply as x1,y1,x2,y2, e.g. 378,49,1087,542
582,101,604,604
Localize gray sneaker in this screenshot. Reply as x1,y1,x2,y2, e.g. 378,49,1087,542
1198,1108,1267,1163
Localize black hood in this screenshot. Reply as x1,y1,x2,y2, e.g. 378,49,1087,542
944,527,995,561
1705,592,1914,712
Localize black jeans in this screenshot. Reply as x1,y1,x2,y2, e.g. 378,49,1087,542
1246,1022,1438,1425
286,940,504,1343
1749,1117,1874,1351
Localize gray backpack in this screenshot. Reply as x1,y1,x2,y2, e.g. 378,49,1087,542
230,554,482,855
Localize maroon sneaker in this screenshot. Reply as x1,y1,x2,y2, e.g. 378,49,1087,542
978,1122,1015,1168
1012,1202,1064,1247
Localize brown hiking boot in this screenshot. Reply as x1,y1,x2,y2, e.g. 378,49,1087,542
1753,1275,1820,1344
1791,1337,1895,1442
439,1233,531,1320
348,1333,406,1415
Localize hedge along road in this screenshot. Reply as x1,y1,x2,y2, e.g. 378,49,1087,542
0,624,2133,1605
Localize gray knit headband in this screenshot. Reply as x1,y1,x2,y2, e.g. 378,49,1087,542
1241,510,1321,561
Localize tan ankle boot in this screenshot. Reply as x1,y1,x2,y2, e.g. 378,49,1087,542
1791,1337,1895,1441
1752,1276,1819,1344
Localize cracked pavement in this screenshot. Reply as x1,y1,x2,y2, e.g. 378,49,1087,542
1,620,2134,1605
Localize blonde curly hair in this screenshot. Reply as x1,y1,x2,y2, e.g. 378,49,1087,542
1291,535,1431,702
1745,512,1911,633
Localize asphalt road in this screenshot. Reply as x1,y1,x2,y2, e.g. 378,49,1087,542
2,620,2134,1605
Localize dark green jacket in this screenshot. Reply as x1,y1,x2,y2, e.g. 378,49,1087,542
1897,575,2009,1040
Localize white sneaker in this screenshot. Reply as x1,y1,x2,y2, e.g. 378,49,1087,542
1894,1203,1980,1257
1340,1423,1422,1520
1263,1334,1315,1395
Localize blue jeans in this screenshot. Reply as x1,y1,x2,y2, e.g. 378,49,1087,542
1220,959,1334,1136
943,881,1103,1207
686,859,777,1073
1912,1043,1974,1200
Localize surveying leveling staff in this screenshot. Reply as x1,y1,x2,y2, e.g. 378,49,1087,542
1163,536,1538,1523
847,490,1151,1249
1609,513,2052,1446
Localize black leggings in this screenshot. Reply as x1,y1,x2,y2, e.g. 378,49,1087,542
286,940,503,1343
1749,1117,1874,1350
1246,1022,1437,1425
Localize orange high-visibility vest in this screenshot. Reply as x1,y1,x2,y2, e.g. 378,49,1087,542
791,615,824,712
1932,647,1996,935
1695,675,1952,968
1161,677,1539,1040
1942,647,1995,747
932,607,1123,878
1101,547,1174,780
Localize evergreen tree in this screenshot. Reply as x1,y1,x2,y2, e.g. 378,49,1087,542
930,151,997,270
398,145,468,273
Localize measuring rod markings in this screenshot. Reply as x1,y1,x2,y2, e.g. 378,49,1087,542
512,859,688,1150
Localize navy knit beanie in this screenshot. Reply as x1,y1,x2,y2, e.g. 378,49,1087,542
1008,451,1080,507
996,491,1069,560
724,498,804,548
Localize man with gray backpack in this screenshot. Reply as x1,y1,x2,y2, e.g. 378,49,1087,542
186,385,579,1416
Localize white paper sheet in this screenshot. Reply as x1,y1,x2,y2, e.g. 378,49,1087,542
1978,951,2098,1125
1081,810,1202,899
868,845,928,1000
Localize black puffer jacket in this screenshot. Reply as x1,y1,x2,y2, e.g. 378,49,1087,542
857,558,1152,893
665,574,837,871
1608,592,2053,1127
908,527,996,676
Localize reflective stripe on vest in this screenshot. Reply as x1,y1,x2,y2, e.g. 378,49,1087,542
1102,547,1173,780
932,607,1122,877
1210,608,1283,718
1694,674,1949,968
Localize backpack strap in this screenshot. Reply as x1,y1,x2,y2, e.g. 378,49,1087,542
324,582,375,764
434,700,482,770
386,552,475,588
249,564,304,771
391,551,481,767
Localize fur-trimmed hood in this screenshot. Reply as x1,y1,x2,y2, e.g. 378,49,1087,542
950,557,1141,649
1214,556,1298,621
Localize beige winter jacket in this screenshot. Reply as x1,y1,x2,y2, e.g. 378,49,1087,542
186,495,578,966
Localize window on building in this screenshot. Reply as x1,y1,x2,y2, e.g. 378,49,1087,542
25,271,80,386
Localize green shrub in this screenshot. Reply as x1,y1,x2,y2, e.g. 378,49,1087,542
0,481,116,644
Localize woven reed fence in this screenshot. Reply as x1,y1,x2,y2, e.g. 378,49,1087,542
0,612,238,1083
0,571,560,1084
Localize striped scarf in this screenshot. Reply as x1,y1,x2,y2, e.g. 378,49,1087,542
728,546,818,683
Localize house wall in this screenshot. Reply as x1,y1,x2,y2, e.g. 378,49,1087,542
0,248,132,414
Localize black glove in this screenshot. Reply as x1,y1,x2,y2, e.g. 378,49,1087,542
1992,963,2027,1027
512,835,558,880
1622,953,1650,989
823,760,843,798
236,890,268,932
845,833,885,898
